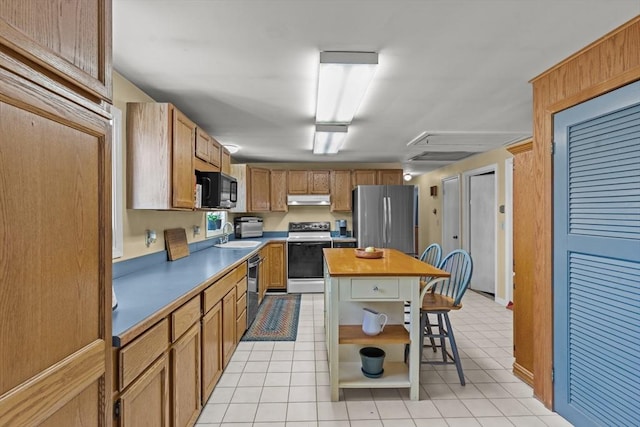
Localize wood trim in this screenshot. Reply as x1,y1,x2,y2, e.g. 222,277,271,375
531,16,640,408
339,325,410,344
513,362,534,387
506,139,533,155
0,340,105,426
547,66,640,114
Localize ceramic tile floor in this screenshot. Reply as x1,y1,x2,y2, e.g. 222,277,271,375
196,292,573,427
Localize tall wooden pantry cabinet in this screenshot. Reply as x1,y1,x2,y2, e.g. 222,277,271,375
0,1,113,426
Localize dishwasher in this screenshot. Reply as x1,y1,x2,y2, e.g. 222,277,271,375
246,253,262,329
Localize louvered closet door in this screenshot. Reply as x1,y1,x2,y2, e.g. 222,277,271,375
553,80,640,427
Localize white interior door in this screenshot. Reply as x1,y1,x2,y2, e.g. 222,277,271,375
442,176,460,255
469,172,496,294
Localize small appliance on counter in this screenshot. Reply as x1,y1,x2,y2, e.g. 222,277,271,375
234,216,263,238
336,219,348,237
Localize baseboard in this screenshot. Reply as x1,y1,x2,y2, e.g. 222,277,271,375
513,362,534,386
495,296,508,307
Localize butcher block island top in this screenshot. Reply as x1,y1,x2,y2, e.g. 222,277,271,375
323,248,449,277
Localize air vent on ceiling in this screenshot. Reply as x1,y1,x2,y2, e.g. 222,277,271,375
409,151,474,162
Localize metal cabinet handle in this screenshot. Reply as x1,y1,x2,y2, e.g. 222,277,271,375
373,286,379,292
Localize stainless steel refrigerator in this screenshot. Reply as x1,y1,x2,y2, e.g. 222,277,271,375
352,185,416,255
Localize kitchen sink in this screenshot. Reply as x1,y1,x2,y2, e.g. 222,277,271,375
214,240,262,249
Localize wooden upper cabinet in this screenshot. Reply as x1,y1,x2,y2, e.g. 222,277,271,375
221,148,231,175
352,170,378,187
195,128,212,163
248,167,271,212
127,103,196,210
309,170,330,194
209,137,221,168
287,170,309,194
288,170,330,194
0,0,112,102
270,170,288,212
377,169,403,185
352,169,403,187
331,170,352,212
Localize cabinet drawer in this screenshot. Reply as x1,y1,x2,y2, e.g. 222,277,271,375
204,274,235,313
236,277,247,298
350,279,399,299
236,292,247,316
120,319,169,390
172,295,201,342
204,264,247,313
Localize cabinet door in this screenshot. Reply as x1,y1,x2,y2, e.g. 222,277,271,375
222,288,237,367
309,170,330,194
331,170,352,212
195,128,211,163
0,0,112,101
201,302,223,403
259,247,270,302
270,170,288,212
209,137,221,168
171,324,201,427
119,355,170,427
172,108,196,209
0,70,111,426
267,243,287,290
248,167,271,212
221,148,231,175
352,170,377,187
287,170,308,194
377,170,403,185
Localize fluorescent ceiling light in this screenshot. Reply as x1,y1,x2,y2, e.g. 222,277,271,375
313,124,348,155
316,51,378,123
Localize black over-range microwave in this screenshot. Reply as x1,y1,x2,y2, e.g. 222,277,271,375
195,171,237,209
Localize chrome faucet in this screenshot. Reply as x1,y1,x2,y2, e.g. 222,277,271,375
220,221,234,244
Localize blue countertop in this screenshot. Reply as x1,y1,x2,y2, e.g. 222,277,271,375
112,236,281,347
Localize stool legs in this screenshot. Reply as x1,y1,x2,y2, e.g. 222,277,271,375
418,311,465,386
442,312,465,386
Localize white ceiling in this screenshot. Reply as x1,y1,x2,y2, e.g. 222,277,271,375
113,0,639,174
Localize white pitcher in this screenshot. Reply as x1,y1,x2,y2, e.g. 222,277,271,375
362,308,388,336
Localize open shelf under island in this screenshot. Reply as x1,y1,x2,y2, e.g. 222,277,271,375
323,248,449,401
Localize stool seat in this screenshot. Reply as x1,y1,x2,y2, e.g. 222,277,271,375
421,293,463,311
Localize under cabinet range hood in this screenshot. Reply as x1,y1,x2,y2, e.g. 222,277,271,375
287,194,331,206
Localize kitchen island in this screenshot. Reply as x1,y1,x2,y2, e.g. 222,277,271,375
323,248,449,400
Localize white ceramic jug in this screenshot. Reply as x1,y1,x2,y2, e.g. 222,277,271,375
362,308,388,336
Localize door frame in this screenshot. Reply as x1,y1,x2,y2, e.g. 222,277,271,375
462,164,499,300
504,157,514,304
441,174,461,255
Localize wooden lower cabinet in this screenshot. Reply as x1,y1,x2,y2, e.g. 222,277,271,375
201,302,223,403
119,355,170,427
222,288,238,367
266,242,286,290
259,247,270,302
171,323,201,427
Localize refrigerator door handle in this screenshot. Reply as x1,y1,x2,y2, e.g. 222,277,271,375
382,196,387,245
387,196,392,246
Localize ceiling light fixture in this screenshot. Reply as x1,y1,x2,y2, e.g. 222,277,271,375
222,144,240,154
403,173,413,182
313,124,348,155
316,51,378,124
